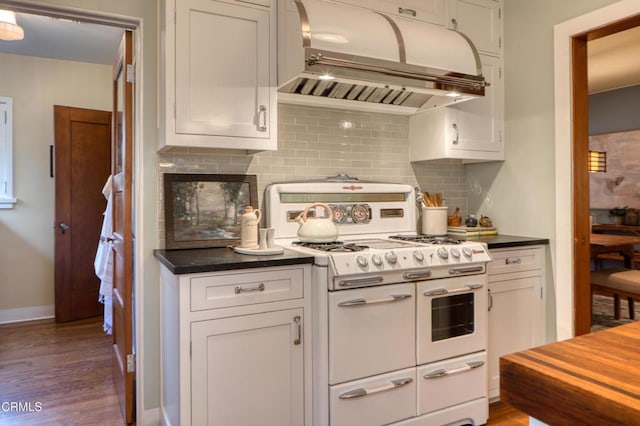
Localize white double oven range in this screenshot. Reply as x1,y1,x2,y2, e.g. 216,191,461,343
266,177,492,426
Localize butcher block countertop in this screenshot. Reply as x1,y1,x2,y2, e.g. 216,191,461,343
500,321,640,426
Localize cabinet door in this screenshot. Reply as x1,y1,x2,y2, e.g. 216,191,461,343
449,54,503,158
448,0,501,56
191,309,304,426
175,0,273,139
337,0,446,25
488,275,543,399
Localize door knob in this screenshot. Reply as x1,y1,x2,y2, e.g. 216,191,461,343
59,223,70,234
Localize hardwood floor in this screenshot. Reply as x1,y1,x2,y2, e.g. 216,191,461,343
0,317,123,426
488,400,529,425
0,317,527,426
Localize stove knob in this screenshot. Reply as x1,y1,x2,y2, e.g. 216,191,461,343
356,255,368,268
437,247,449,259
450,247,461,259
413,250,425,262
462,247,473,258
385,251,398,265
372,254,383,267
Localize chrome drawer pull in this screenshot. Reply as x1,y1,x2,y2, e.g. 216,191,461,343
449,266,484,275
398,7,416,17
424,361,485,379
338,276,384,287
403,270,432,280
337,294,412,307
505,257,522,265
293,315,301,345
257,105,267,132
338,377,413,399
234,283,265,294
424,283,483,296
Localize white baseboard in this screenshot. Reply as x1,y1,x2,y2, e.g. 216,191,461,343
141,407,161,426
0,305,55,324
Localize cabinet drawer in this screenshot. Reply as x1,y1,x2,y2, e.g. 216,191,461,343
330,367,416,426
417,352,487,416
190,268,304,311
488,247,543,275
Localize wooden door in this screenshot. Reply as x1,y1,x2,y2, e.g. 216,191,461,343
54,106,111,323
111,31,135,424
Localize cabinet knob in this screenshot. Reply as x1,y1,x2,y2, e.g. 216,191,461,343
452,123,459,145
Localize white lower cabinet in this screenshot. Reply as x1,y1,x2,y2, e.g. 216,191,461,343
191,309,304,426
160,264,312,426
487,245,546,400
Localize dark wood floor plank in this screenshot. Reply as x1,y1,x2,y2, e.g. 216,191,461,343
0,318,122,425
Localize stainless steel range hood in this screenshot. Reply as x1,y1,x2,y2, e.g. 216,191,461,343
277,0,487,115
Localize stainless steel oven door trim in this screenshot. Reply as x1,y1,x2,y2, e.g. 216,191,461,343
423,360,485,379
423,283,483,296
449,266,484,275
337,293,412,307
338,276,384,287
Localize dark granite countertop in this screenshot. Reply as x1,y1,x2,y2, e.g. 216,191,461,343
460,234,549,249
154,247,314,274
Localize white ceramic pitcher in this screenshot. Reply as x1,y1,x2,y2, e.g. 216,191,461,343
240,206,261,249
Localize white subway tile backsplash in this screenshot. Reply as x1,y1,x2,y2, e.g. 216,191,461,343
157,104,467,244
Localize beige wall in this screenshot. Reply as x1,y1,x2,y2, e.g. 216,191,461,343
0,0,160,418
0,53,111,315
466,0,619,341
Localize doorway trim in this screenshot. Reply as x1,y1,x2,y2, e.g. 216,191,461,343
0,1,147,423
554,0,640,341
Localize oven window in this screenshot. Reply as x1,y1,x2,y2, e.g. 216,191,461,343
431,293,475,342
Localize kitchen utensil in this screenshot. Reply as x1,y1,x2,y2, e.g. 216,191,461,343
240,206,261,249
422,207,448,236
296,202,339,243
266,228,275,248
259,228,268,250
448,207,461,226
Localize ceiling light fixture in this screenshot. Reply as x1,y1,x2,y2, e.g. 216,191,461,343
0,10,24,41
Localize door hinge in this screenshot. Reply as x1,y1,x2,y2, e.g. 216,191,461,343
127,354,136,373
126,64,135,83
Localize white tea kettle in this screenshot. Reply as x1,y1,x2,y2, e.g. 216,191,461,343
296,203,339,243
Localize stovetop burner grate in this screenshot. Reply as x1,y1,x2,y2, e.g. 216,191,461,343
292,241,369,252
389,235,463,245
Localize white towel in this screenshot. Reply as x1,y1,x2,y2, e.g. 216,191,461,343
95,175,114,335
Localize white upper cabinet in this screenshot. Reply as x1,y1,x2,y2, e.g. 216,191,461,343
409,54,503,162
336,0,446,25
159,0,277,151
447,0,502,57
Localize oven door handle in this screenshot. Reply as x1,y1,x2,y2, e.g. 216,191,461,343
423,360,485,379
423,283,484,296
403,270,432,280
449,266,485,275
337,293,412,307
338,377,413,399
337,276,384,287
